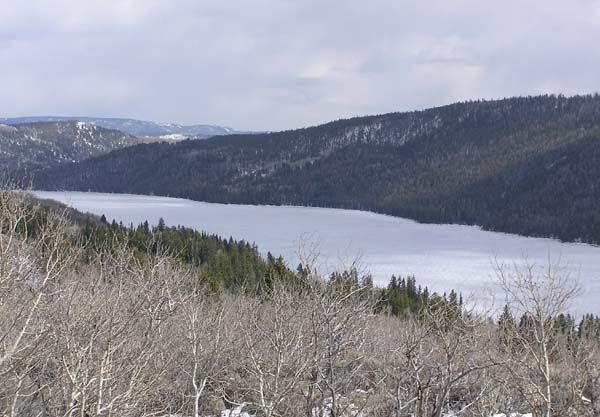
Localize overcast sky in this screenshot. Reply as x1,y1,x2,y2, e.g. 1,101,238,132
1,0,599,131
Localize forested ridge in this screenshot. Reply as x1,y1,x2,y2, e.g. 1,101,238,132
32,95,600,243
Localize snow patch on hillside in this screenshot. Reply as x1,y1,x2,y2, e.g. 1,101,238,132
159,133,188,141
0,123,18,132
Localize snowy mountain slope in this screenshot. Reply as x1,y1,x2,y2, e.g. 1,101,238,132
0,121,142,171
0,116,245,138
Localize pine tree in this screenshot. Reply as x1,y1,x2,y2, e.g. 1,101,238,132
497,304,516,350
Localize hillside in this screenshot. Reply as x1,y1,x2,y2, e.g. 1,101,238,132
0,116,244,138
0,120,142,171
32,95,600,243
2,187,598,417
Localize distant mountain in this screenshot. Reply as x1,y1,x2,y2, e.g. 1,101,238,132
31,95,600,243
0,121,142,171
0,116,245,138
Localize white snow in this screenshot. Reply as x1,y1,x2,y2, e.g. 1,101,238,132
491,414,532,417
312,396,364,417
159,133,188,141
161,405,253,417
220,406,253,417
32,191,600,315
0,123,18,132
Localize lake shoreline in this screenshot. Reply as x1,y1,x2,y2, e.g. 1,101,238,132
31,190,600,315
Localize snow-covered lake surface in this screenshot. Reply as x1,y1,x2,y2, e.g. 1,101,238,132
33,191,600,315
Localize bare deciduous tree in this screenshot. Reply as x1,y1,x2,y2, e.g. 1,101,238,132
0,190,79,416
172,273,232,417
496,260,581,417
305,282,375,417
227,285,311,417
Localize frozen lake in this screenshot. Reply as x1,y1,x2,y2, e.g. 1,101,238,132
33,191,600,314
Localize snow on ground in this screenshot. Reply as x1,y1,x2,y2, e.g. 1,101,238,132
490,414,532,417
220,406,253,417
0,123,18,132
32,191,600,315
161,405,253,417
164,407,532,417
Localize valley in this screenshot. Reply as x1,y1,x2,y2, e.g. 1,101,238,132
4,1,600,414
32,95,600,244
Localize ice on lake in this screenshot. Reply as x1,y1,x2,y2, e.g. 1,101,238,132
33,191,600,315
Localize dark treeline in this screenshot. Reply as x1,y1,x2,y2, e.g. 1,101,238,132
32,94,600,243
85,216,292,294
81,216,456,319
27,198,293,294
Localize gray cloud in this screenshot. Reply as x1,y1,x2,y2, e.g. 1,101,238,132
1,0,599,131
